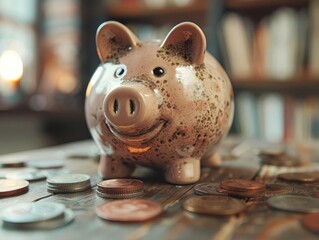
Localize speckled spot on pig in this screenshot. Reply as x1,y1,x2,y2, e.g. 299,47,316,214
101,35,132,63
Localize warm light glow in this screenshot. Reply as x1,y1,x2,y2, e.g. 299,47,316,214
0,50,23,82
127,146,151,153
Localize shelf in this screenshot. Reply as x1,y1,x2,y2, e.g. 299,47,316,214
232,77,319,95
104,0,206,20
225,0,308,10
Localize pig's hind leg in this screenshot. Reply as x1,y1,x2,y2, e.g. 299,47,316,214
98,155,135,179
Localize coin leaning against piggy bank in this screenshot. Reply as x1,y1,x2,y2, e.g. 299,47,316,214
85,21,234,184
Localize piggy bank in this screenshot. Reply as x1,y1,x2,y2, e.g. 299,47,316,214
85,21,234,184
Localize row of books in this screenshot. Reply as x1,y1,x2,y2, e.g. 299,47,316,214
234,93,319,142
220,1,319,80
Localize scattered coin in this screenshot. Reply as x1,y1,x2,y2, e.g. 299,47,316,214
277,172,319,183
96,179,144,199
267,195,319,213
0,158,26,168
27,159,64,169
1,202,65,224
96,199,162,222
3,208,75,230
265,183,293,197
194,182,227,196
4,168,46,181
261,155,304,167
0,179,29,197
301,212,319,234
47,173,91,193
218,178,265,198
182,195,246,216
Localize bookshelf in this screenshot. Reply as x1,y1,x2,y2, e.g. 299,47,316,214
221,0,319,141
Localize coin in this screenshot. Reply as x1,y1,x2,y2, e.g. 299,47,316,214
47,173,90,185
5,168,46,181
261,155,304,167
301,212,319,234
182,195,246,216
46,173,91,193
3,208,75,230
1,202,65,224
194,182,227,196
97,179,144,198
220,179,265,192
265,183,293,197
96,199,162,222
0,179,29,197
0,157,26,168
27,159,64,169
267,195,319,213
277,172,319,183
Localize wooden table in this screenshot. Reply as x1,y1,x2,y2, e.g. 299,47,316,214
0,138,319,240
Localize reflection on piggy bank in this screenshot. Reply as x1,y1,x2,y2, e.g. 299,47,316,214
85,21,234,184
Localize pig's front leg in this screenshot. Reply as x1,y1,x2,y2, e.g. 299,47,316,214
164,157,200,184
98,155,135,179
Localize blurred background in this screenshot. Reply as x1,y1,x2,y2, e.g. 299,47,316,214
0,0,318,154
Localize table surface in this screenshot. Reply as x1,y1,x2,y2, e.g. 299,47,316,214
0,138,319,240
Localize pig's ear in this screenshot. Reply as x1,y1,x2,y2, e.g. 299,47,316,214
160,22,206,65
96,21,140,63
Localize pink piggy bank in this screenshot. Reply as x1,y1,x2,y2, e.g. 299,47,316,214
85,21,234,184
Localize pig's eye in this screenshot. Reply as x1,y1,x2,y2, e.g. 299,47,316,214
114,67,126,78
152,67,164,77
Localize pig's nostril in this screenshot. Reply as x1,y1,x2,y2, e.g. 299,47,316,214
129,99,135,115
113,99,119,114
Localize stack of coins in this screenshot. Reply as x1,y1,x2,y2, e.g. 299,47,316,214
182,195,246,216
277,172,319,183
0,179,29,197
96,179,144,199
1,202,74,229
47,173,91,193
217,178,266,198
96,199,162,222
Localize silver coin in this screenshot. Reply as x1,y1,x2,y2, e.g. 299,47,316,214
1,202,65,223
267,195,319,213
2,208,75,230
47,185,91,193
194,182,226,196
47,173,90,185
5,168,46,181
27,160,64,169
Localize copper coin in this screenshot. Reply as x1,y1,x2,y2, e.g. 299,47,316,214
217,186,264,198
265,183,293,197
0,179,29,197
194,182,226,196
220,179,265,192
301,212,319,234
97,179,144,194
183,195,246,216
96,199,162,222
277,172,319,183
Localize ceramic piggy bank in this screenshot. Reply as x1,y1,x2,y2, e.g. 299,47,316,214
85,21,234,184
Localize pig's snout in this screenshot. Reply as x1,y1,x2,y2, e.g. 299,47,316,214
103,84,160,134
